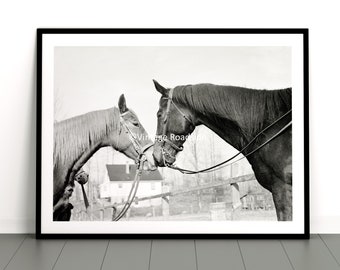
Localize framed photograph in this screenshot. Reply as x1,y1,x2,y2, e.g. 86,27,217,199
37,28,309,238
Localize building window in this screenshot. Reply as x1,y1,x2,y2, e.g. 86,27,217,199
257,195,264,200
151,182,156,190
118,183,123,189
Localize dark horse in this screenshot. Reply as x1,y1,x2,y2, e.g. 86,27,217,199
53,94,155,221
152,81,292,221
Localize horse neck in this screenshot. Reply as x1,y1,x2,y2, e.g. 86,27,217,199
182,86,291,151
54,107,120,169
195,112,247,151
54,108,121,205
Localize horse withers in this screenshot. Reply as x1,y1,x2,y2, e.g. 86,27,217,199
53,94,156,221
152,80,292,221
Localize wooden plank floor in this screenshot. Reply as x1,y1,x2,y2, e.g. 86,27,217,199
1,235,340,270
239,239,293,270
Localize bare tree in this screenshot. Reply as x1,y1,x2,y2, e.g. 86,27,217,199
185,128,203,212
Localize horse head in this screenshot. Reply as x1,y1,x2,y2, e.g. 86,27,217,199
105,94,156,171
152,80,196,167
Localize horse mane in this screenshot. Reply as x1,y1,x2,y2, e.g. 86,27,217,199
173,84,292,138
54,107,120,166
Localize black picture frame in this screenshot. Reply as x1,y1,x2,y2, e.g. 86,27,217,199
36,28,309,239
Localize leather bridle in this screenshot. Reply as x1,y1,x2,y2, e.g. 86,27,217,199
119,111,154,165
157,88,195,166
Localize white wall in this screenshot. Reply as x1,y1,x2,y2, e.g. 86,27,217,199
0,0,339,233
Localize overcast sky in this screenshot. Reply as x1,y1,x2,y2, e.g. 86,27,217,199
54,46,291,137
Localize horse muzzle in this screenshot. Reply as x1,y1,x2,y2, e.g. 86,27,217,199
142,145,157,171
153,146,176,167
152,147,164,167
143,159,157,171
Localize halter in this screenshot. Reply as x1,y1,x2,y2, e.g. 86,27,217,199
119,111,154,165
158,88,292,174
158,88,195,166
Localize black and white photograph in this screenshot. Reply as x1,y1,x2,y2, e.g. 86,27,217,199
37,29,308,237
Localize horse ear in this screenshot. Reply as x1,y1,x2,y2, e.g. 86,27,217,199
118,94,128,114
153,80,169,96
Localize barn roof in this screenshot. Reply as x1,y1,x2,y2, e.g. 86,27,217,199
106,164,163,182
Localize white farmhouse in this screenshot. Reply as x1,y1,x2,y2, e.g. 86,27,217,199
100,163,163,208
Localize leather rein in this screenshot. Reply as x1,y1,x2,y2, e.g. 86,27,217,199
159,88,292,175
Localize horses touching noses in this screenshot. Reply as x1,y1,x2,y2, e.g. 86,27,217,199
143,146,157,171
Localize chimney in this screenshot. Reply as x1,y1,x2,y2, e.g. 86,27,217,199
125,161,130,174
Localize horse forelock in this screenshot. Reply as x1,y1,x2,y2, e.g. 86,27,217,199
53,107,120,167
172,84,292,138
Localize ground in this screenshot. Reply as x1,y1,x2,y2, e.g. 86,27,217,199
124,209,277,221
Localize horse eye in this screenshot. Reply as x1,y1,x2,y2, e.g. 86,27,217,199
132,122,139,127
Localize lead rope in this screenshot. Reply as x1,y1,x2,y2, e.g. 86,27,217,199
111,115,144,221
112,156,145,221
165,110,292,174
